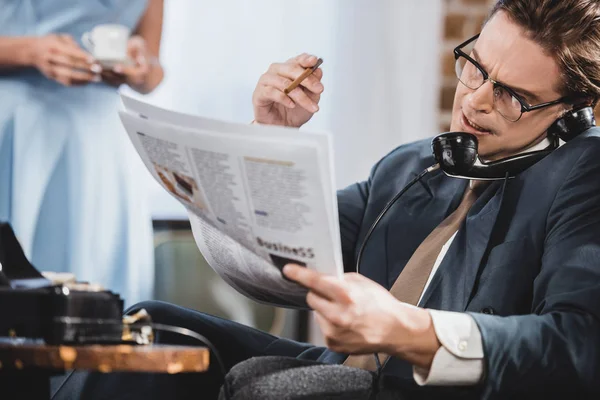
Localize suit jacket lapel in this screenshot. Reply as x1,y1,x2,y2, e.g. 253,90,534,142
382,170,466,290
401,170,467,217
418,179,506,310
462,179,506,308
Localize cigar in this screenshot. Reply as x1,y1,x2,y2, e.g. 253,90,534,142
284,58,323,94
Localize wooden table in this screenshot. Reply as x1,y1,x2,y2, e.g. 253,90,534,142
0,342,209,399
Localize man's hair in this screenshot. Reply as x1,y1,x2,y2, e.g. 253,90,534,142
489,0,600,104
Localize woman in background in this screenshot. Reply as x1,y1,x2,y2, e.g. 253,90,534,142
0,0,164,305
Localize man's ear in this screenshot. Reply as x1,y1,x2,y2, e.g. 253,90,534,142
557,104,572,119
547,102,596,142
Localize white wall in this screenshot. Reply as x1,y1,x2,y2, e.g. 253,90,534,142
125,0,444,220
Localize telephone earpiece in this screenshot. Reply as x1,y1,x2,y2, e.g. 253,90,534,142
431,105,596,180
547,105,596,142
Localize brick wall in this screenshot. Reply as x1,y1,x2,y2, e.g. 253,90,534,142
439,0,495,132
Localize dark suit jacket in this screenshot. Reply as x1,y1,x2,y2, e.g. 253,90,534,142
313,128,600,398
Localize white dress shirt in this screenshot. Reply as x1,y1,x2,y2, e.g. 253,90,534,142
412,138,554,385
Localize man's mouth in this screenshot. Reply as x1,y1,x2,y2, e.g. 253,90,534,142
461,113,491,135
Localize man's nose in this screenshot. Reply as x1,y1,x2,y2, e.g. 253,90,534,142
467,80,494,114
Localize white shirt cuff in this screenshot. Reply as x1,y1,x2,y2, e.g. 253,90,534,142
413,310,485,386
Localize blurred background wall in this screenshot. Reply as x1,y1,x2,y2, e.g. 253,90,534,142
124,0,444,219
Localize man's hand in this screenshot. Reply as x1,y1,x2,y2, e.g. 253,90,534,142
30,34,100,86
252,53,324,127
283,264,441,369
101,35,156,92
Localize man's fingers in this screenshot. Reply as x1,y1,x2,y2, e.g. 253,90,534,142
257,73,320,111
311,303,352,334
288,53,307,62
306,291,331,313
268,62,323,94
260,64,322,112
311,67,324,80
294,53,320,68
255,85,296,109
289,54,324,80
314,276,351,302
287,87,319,113
267,62,306,80
304,88,322,107
259,73,294,93
307,293,351,329
306,292,345,325
283,265,350,303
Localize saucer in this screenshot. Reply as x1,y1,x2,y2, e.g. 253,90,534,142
96,57,134,69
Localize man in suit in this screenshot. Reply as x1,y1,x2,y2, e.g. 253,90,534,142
55,0,600,399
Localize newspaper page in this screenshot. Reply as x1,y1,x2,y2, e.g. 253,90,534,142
119,95,343,308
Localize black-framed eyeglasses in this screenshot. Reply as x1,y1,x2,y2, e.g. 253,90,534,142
454,34,573,122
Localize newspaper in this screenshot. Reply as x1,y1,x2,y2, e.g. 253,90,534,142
118,94,343,309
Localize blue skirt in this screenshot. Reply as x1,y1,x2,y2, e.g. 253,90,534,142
0,70,154,305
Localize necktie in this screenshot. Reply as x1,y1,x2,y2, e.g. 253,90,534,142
343,181,486,371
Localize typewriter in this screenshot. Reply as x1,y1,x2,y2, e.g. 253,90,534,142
0,222,140,345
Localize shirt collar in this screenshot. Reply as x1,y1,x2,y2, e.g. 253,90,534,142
470,137,554,187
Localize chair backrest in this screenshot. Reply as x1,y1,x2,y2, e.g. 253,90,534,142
153,222,302,338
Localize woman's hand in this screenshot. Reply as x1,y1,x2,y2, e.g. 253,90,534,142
101,35,158,93
252,53,324,128
30,34,100,86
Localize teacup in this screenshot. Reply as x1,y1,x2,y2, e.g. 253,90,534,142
82,24,130,67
